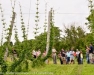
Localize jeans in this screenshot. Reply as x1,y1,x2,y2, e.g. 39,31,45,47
81,58,83,64
52,55,57,64
86,53,90,64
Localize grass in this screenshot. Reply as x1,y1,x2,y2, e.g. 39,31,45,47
2,59,94,75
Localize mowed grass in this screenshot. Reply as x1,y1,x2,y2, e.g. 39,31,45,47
30,63,94,75
4,59,94,75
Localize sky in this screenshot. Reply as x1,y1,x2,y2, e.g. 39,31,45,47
0,0,90,43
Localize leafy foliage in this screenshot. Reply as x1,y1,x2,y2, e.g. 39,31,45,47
0,57,7,73
63,25,86,50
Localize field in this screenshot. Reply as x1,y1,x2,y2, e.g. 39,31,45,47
3,59,94,75
29,60,94,75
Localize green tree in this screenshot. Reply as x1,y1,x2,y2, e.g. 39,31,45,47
64,25,85,50
87,0,94,41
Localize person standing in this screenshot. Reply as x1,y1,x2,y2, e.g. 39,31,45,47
80,51,83,64
76,49,80,58
61,49,66,64
86,45,90,64
66,50,70,64
70,49,75,64
89,43,93,63
77,51,83,64
58,52,63,64
52,47,57,64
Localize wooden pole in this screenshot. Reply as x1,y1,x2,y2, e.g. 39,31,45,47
46,8,53,55
4,12,16,61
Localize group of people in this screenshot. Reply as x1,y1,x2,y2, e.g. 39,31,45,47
52,43,94,65
32,49,41,58
32,50,50,64
31,43,94,65
52,48,83,65
31,48,84,65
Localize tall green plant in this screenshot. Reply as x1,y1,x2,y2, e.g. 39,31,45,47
14,24,19,44
43,3,47,32
48,9,54,55
0,3,6,46
9,3,31,72
34,0,40,38
31,8,56,68
5,0,16,46
19,3,27,41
